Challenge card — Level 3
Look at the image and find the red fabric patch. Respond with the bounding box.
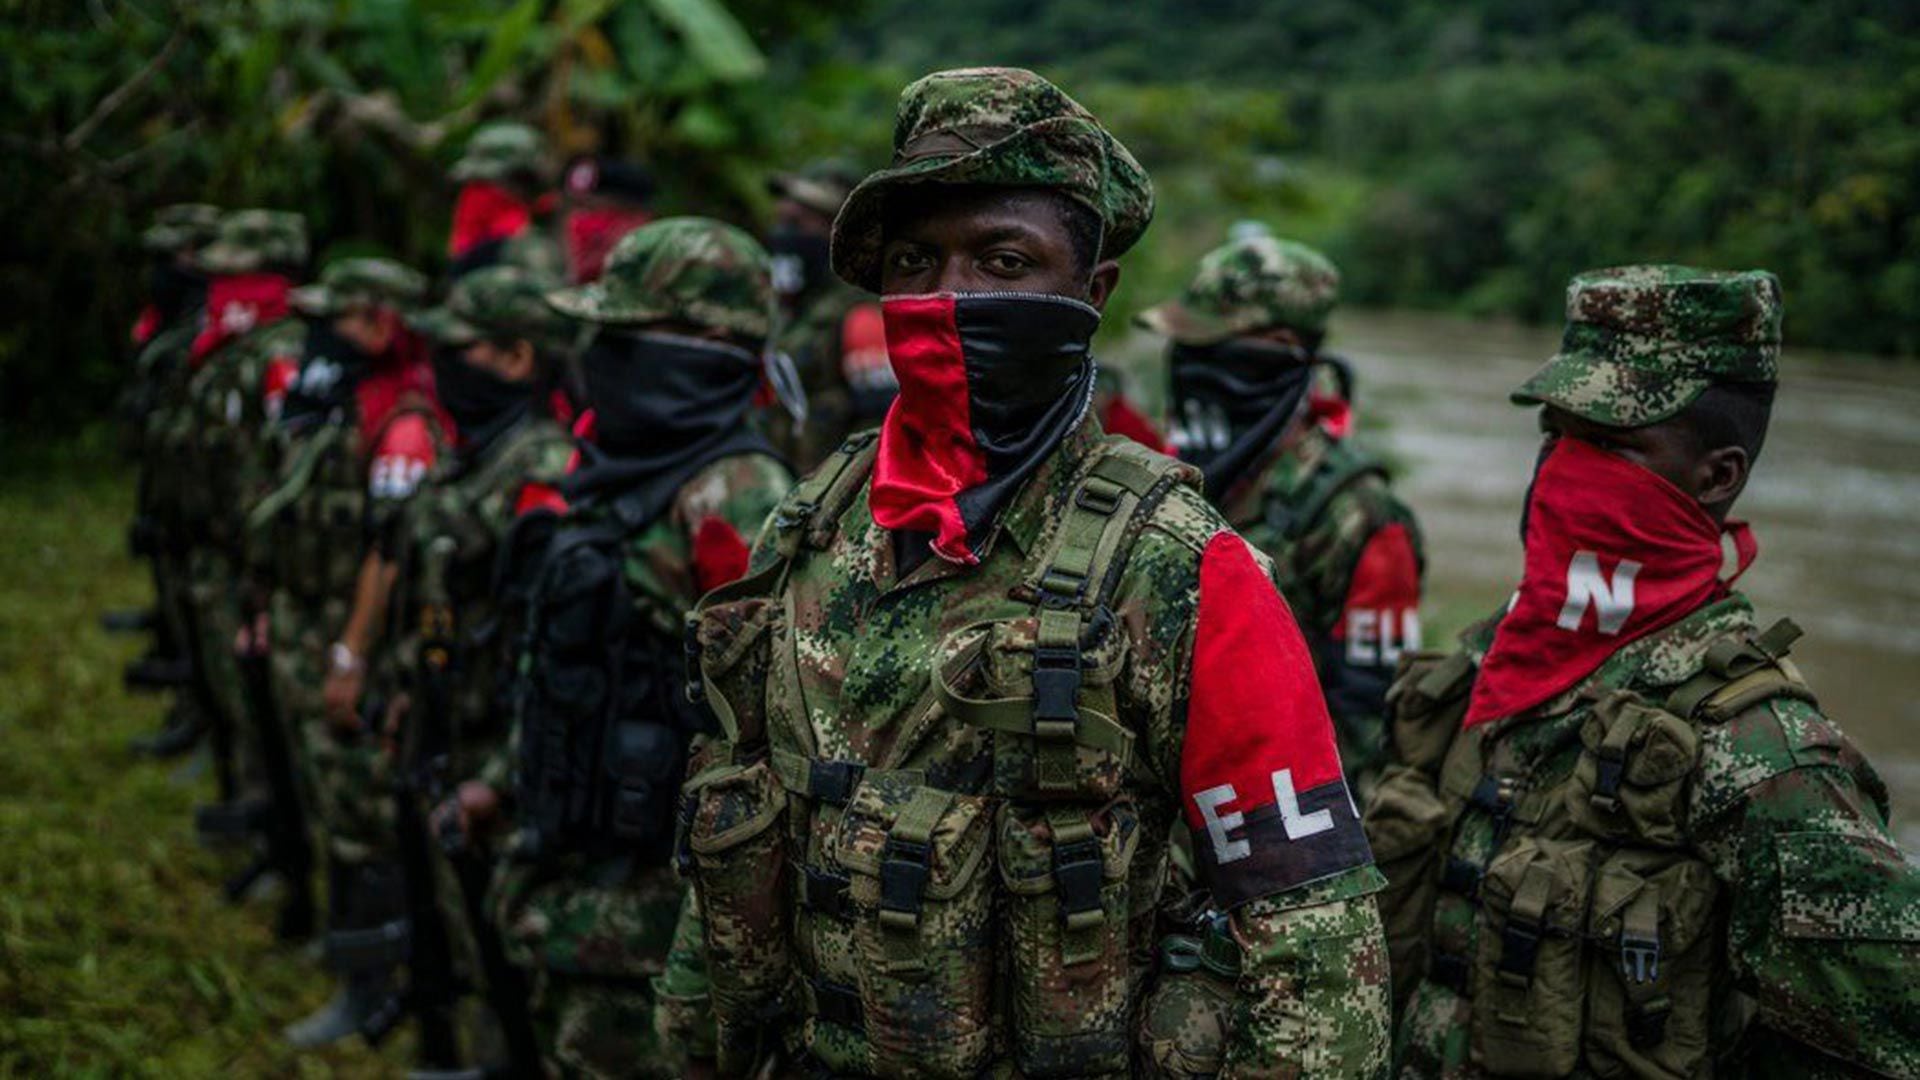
[262,354,299,419]
[561,408,596,474]
[1465,438,1757,726]
[868,294,986,564]
[1180,531,1343,831]
[1100,392,1171,454]
[564,207,652,283]
[131,304,161,346]
[838,302,891,385]
[692,516,753,594]
[515,481,568,518]
[1332,522,1421,640]
[190,273,292,364]
[449,182,532,258]
[548,386,576,427]
[1309,391,1352,440]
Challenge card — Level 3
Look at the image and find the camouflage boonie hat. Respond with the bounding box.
[291,257,429,317]
[142,203,223,254]
[1512,265,1783,427]
[197,209,309,275]
[546,217,774,341]
[411,265,571,351]
[1136,235,1341,344]
[450,121,548,185]
[769,158,863,219]
[831,67,1155,292]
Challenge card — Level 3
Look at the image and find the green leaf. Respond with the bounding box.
[645,0,766,83]
[459,0,545,107]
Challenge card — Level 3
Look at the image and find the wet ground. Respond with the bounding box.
[1322,310,1920,852]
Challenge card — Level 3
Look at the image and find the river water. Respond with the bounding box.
[1293,309,1920,851]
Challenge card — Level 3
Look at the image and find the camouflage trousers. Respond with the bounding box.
[186,547,263,797]
[493,857,687,1077]
[270,589,396,866]
[652,889,716,1066]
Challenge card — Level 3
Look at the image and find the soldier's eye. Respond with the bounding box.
[982,250,1032,275]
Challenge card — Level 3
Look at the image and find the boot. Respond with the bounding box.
[285,861,411,1048]
[128,699,207,758]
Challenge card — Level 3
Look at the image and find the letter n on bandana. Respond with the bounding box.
[1180,532,1373,907]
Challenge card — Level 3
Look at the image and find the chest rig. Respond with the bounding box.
[1369,618,1815,1077]
[184,329,285,548]
[684,432,1194,1079]
[1255,436,1387,633]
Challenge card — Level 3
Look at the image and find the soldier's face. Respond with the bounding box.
[1538,406,1744,514]
[878,186,1119,307]
[333,307,398,357]
[462,337,536,383]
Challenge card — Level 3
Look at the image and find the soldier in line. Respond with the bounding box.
[678,67,1388,1078]
[446,120,565,283]
[175,210,309,848]
[1365,266,1920,1076]
[434,219,793,1076]
[765,158,891,471]
[124,203,224,757]
[1138,236,1425,797]
[259,256,446,1046]
[559,153,657,284]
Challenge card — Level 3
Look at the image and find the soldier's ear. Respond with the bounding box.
[1694,445,1749,517]
[1085,259,1121,312]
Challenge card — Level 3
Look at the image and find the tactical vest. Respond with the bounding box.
[1258,437,1393,632]
[1368,619,1817,1077]
[684,433,1192,1079]
[248,395,443,604]
[182,322,298,549]
[511,490,712,865]
[387,418,572,779]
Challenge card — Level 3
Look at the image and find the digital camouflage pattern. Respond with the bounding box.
[289,256,429,318]
[1374,596,1920,1077]
[1218,425,1424,792]
[770,158,862,219]
[197,208,309,275]
[1136,235,1343,344]
[684,419,1387,1076]
[449,120,549,185]
[491,449,791,1077]
[546,217,776,340]
[410,265,575,352]
[831,67,1155,292]
[1511,265,1782,428]
[143,202,223,254]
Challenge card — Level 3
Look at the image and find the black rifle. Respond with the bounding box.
[232,617,316,940]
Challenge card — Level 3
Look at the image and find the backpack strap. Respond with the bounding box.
[245,421,346,533]
[771,430,880,561]
[1263,439,1388,542]
[1664,618,1819,723]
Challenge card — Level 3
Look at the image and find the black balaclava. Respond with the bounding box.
[766,224,833,310]
[1167,338,1317,501]
[432,345,540,458]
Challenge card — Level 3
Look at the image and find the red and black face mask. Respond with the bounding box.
[189,273,293,365]
[871,292,1100,565]
[1466,437,1757,726]
[448,181,531,263]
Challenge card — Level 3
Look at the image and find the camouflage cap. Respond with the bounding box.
[449,121,549,185]
[142,203,223,254]
[411,265,571,351]
[290,256,429,317]
[1512,265,1783,428]
[831,67,1155,292]
[196,209,310,275]
[769,157,863,219]
[545,216,774,341]
[1136,235,1341,344]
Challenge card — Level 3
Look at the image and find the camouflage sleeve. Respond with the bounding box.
[678,452,794,589]
[1691,696,1920,1076]
[1121,488,1389,1076]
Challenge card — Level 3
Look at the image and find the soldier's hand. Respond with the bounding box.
[322,667,365,732]
[434,780,501,848]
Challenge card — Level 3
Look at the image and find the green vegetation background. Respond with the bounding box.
[6,0,1919,439]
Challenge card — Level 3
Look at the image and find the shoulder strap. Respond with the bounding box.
[1664,618,1819,723]
[245,422,346,533]
[1264,439,1388,542]
[771,430,879,561]
[461,418,569,501]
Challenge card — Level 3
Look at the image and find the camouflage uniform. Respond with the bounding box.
[1366,266,1920,1077]
[448,121,564,283]
[488,219,793,1078]
[176,210,309,819]
[681,68,1388,1079]
[767,160,892,470]
[1139,237,1426,795]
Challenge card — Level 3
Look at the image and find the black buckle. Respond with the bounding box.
[801,866,852,919]
[878,837,931,929]
[1628,995,1672,1050]
[1439,856,1483,898]
[1590,750,1626,814]
[682,621,706,704]
[1430,951,1470,993]
[1498,918,1543,982]
[1052,837,1105,923]
[812,979,864,1030]
[1031,646,1082,731]
[672,792,698,875]
[1467,775,1513,818]
[1620,931,1661,984]
[773,500,817,531]
[808,760,864,806]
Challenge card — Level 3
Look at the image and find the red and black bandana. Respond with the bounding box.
[189,273,293,365]
[870,291,1099,565]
